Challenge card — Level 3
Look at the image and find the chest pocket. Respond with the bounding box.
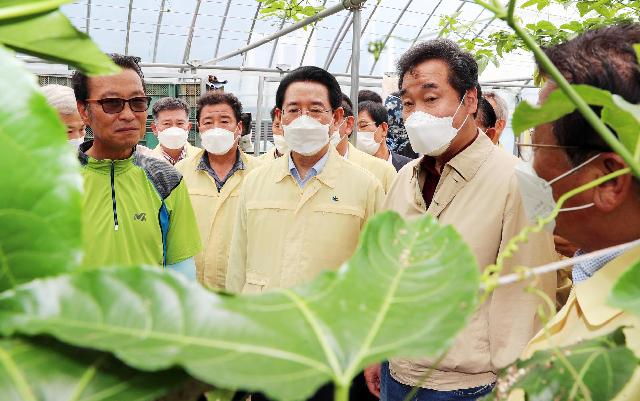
[305,204,364,264]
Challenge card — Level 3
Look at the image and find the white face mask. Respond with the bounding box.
[157,127,188,150]
[283,115,330,156]
[329,119,347,148]
[273,134,289,155]
[68,136,84,148]
[200,127,237,155]
[515,153,601,232]
[404,94,469,156]
[356,130,381,155]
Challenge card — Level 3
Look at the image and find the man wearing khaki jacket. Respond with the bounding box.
[176,91,261,289]
[365,40,557,401]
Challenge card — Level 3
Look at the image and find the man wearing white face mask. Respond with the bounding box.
[364,40,557,401]
[41,84,87,148]
[149,97,198,165]
[329,94,398,193]
[259,106,287,161]
[356,100,411,171]
[175,91,260,290]
[506,24,640,401]
[227,66,383,293]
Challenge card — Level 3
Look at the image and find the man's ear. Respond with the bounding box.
[236,121,244,138]
[380,122,389,138]
[465,87,479,115]
[150,122,159,135]
[345,115,355,136]
[187,121,193,132]
[330,107,345,132]
[592,153,634,213]
[77,101,90,126]
[485,127,499,144]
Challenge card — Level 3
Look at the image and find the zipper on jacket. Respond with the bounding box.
[110,161,119,231]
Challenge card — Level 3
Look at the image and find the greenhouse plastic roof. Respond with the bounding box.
[60,0,581,81]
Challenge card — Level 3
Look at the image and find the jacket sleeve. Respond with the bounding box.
[165,179,203,265]
[489,175,558,369]
[226,181,249,293]
[364,178,385,226]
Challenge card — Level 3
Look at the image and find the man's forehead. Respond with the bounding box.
[284,81,330,104]
[201,105,233,115]
[402,61,449,89]
[88,69,144,97]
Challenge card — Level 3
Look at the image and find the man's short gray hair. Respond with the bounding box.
[152,97,190,121]
[41,84,79,115]
[483,91,509,122]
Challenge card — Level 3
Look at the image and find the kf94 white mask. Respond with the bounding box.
[200,127,237,155]
[283,115,330,156]
[356,131,381,155]
[68,136,85,148]
[158,127,188,150]
[514,153,601,232]
[329,119,348,148]
[404,94,469,156]
[273,134,289,155]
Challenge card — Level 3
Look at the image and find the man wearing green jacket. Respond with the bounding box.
[73,54,201,278]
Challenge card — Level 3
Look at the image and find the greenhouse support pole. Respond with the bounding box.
[203,0,368,67]
[349,5,361,145]
[254,76,265,156]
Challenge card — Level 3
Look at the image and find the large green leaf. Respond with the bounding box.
[608,259,640,317]
[511,84,640,154]
[0,212,480,401]
[0,336,188,401]
[0,8,119,75]
[485,328,638,401]
[0,45,82,291]
[0,0,70,21]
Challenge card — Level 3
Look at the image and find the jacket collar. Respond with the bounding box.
[445,130,493,182]
[575,246,640,326]
[275,146,339,188]
[78,140,136,175]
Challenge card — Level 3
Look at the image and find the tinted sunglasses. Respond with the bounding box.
[85,96,151,114]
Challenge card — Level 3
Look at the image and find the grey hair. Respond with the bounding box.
[41,84,79,115]
[483,91,509,121]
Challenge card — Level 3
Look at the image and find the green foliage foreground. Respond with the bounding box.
[0,1,639,400]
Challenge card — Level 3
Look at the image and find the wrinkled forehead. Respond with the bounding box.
[400,60,451,96]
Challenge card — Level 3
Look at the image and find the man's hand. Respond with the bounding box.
[364,363,382,398]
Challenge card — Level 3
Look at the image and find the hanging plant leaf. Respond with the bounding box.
[0,336,189,401]
[484,328,638,401]
[0,211,480,401]
[0,44,83,292]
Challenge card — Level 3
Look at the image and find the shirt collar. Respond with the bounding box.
[288,148,329,175]
[276,147,338,188]
[162,145,188,165]
[575,247,640,326]
[572,248,624,283]
[197,148,244,174]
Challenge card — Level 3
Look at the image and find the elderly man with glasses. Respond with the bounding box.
[72,53,201,279]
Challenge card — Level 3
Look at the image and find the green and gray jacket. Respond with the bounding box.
[78,141,201,270]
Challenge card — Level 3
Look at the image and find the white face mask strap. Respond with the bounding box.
[560,203,595,212]
[549,153,602,185]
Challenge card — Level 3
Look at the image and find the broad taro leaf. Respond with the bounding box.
[511,84,639,154]
[0,212,480,401]
[0,45,82,291]
[485,328,637,401]
[608,259,640,317]
[0,6,119,75]
[0,336,188,401]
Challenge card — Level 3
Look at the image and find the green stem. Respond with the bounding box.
[334,383,350,401]
[506,0,516,21]
[507,19,640,177]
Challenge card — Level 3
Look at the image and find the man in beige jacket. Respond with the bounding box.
[365,39,557,401]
